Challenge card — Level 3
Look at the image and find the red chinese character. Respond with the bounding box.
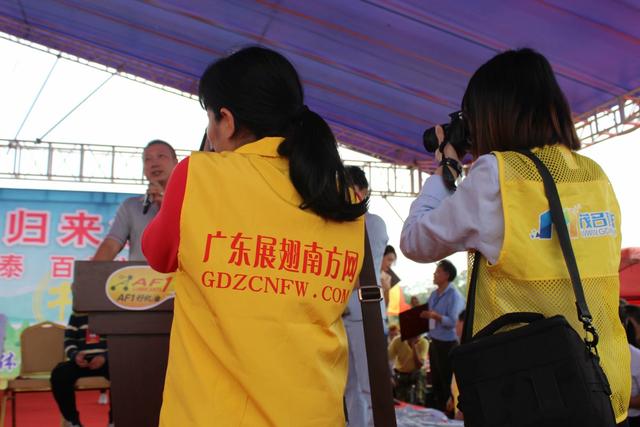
[228,232,252,266]
[0,254,24,279]
[341,250,360,282]
[278,239,301,272]
[50,256,75,279]
[254,235,277,268]
[324,246,343,279]
[302,242,323,276]
[202,231,227,262]
[57,210,103,248]
[3,209,50,246]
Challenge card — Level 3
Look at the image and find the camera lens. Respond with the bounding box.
[422,128,439,153]
[423,123,449,153]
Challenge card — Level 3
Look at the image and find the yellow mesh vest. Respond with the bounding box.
[159,137,364,427]
[469,145,629,422]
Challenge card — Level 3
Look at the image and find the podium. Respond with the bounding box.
[73,261,174,427]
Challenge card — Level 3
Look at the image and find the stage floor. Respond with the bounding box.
[1,389,109,427]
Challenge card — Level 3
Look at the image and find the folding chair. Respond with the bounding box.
[0,321,110,427]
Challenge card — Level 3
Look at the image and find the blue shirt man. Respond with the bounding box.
[420,259,464,412]
[425,281,464,341]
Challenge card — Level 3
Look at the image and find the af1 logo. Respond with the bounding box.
[531,204,616,240]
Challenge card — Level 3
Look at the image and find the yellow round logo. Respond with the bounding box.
[105,266,175,310]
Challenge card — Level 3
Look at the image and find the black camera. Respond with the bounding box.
[422,111,471,157]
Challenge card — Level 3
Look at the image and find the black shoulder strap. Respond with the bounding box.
[461,251,481,343]
[358,226,397,427]
[517,150,598,347]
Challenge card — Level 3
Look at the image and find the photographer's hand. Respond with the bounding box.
[434,125,461,179]
[435,125,460,166]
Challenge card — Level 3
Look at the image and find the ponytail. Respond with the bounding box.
[199,46,366,222]
[279,107,367,222]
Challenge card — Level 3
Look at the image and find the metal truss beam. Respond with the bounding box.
[0,139,424,197]
[575,87,640,148]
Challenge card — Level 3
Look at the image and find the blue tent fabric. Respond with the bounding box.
[0,0,638,168]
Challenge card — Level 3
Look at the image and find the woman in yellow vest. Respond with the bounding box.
[400,48,630,425]
[142,47,366,426]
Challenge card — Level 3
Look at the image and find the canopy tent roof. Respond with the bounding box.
[1,1,639,168]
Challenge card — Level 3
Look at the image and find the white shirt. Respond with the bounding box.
[630,344,640,417]
[400,154,503,264]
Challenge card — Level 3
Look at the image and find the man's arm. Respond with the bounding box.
[65,313,89,367]
[410,338,424,368]
[94,198,133,260]
[93,237,124,261]
[438,291,463,329]
[388,337,398,364]
[422,291,462,328]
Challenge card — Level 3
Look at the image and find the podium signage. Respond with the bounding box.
[106,265,175,310]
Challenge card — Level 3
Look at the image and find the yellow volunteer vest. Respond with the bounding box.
[469,145,629,422]
[160,137,365,427]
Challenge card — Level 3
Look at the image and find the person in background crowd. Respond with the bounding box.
[419,259,464,412]
[380,245,397,306]
[447,309,466,421]
[623,304,640,427]
[388,333,428,404]
[388,323,400,344]
[400,48,629,425]
[93,139,178,261]
[410,296,421,308]
[343,165,389,427]
[50,312,111,427]
[142,46,367,426]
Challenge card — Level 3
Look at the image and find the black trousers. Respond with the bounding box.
[50,360,110,424]
[428,338,458,412]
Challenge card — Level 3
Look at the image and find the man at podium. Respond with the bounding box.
[93,140,178,261]
[58,140,178,426]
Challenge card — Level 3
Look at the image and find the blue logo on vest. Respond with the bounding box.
[531,205,616,240]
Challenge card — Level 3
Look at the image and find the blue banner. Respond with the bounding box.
[0,188,136,379]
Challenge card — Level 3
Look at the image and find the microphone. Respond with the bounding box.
[142,193,152,214]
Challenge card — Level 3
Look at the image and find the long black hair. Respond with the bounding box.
[198,46,366,222]
[462,48,580,158]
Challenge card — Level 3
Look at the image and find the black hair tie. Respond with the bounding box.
[439,157,462,191]
[439,157,462,176]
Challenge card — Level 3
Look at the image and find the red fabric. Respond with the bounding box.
[621,263,640,300]
[620,247,640,271]
[0,390,110,427]
[142,157,189,273]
